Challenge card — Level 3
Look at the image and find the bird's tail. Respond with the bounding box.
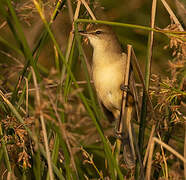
[122,135,136,169]
[113,99,136,168]
[122,105,136,169]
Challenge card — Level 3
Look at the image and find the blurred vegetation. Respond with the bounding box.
[0,0,185,179]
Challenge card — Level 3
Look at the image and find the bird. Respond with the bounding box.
[79,24,136,168]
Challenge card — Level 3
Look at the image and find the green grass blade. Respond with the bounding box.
[0,35,23,55]
[0,123,11,172]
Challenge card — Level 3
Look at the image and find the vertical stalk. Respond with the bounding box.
[138,0,157,157]
[114,45,132,167]
[136,0,157,179]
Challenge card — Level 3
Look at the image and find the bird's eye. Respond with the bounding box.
[95,30,102,35]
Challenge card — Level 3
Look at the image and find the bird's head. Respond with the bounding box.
[79,24,121,52]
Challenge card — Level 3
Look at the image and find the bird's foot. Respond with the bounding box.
[120,83,134,100]
[114,130,123,140]
[120,84,130,92]
[114,129,128,142]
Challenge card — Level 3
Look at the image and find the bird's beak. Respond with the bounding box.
[78,30,89,36]
[78,30,90,44]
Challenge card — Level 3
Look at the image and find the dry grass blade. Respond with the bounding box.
[157,133,168,179]
[114,45,133,167]
[153,137,186,163]
[117,45,132,133]
[4,80,92,98]
[161,0,184,31]
[24,77,29,116]
[60,0,81,84]
[0,21,7,29]
[65,0,81,59]
[115,45,137,169]
[80,0,96,20]
[125,45,136,161]
[146,137,155,180]
[31,67,54,180]
[146,134,186,179]
[143,125,155,167]
[146,0,156,88]
[73,1,92,76]
[0,50,23,65]
[48,92,78,177]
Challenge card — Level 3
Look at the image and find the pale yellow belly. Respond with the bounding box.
[93,62,124,111]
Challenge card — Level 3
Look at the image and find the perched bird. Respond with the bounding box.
[79,24,136,168]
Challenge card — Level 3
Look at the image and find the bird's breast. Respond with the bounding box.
[93,60,125,111]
